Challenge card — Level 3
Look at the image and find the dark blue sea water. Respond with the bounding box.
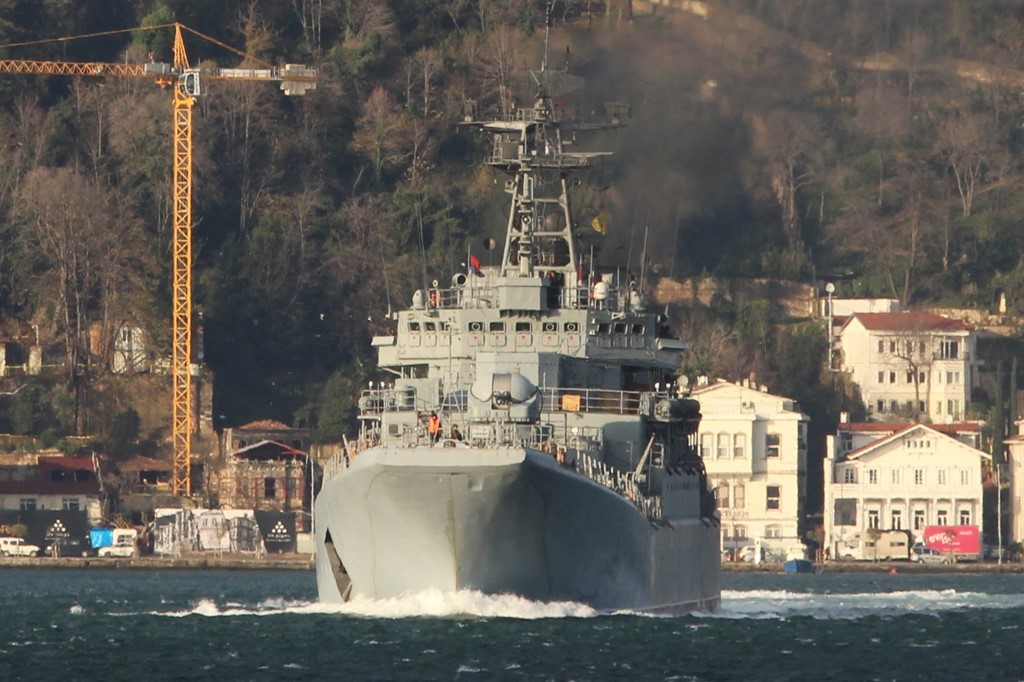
[2,567,1022,681]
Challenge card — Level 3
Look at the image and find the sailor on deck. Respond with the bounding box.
[427,411,442,443]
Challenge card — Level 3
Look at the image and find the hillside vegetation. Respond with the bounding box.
[0,0,1021,460]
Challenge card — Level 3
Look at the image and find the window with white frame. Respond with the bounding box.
[717,433,729,458]
[938,469,947,485]
[868,469,878,484]
[959,509,971,525]
[734,525,747,540]
[19,498,36,511]
[716,482,730,508]
[867,509,880,529]
[891,468,902,484]
[61,498,79,511]
[766,434,780,458]
[840,432,853,452]
[842,467,856,484]
[914,469,924,485]
[700,433,711,459]
[891,509,903,529]
[733,484,745,509]
[913,509,925,530]
[937,509,948,526]
[765,524,783,538]
[733,433,746,458]
[766,485,780,510]
[940,338,959,359]
[960,469,971,485]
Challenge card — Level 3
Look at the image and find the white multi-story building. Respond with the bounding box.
[823,422,989,556]
[1004,428,1024,547]
[691,379,809,559]
[836,311,980,423]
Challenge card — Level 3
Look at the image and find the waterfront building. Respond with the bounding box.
[836,311,980,423]
[823,422,989,556]
[1004,429,1024,547]
[0,451,103,524]
[691,379,809,559]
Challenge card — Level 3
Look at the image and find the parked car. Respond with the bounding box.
[0,536,41,557]
[94,528,138,558]
[43,537,93,558]
[911,544,952,564]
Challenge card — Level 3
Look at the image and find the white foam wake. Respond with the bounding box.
[139,590,598,620]
[708,588,1024,620]
[124,588,1024,621]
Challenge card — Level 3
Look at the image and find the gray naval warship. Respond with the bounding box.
[314,64,721,613]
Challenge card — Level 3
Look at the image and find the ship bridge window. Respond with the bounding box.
[564,322,579,332]
[631,324,645,335]
[542,322,557,333]
[515,321,532,332]
[489,321,506,332]
[408,322,421,332]
[613,323,627,334]
[424,321,436,332]
[597,323,610,334]
[468,321,484,332]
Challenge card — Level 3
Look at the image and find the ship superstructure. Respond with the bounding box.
[314,64,721,612]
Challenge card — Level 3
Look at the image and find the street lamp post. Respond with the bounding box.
[825,283,836,371]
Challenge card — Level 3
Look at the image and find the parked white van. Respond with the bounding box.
[0,537,41,557]
[97,528,137,558]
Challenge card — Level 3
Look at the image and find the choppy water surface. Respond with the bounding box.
[2,568,1022,681]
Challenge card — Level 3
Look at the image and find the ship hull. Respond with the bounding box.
[314,446,720,613]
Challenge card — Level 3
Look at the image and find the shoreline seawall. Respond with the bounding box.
[0,553,314,570]
[3,554,1022,574]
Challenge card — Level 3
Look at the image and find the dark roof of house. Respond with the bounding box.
[0,455,102,495]
[238,419,292,431]
[116,455,173,473]
[231,439,308,462]
[843,423,988,461]
[850,311,969,332]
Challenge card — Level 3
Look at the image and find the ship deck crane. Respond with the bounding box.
[0,23,317,496]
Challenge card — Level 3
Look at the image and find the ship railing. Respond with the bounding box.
[574,450,661,520]
[431,285,500,310]
[540,387,663,416]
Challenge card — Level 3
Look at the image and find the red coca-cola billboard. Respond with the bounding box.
[923,525,980,555]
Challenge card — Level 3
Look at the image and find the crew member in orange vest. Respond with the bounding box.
[427,411,441,443]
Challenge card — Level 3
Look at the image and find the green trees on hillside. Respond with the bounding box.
[0,1,1022,447]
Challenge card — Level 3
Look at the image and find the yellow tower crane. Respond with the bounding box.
[0,23,317,496]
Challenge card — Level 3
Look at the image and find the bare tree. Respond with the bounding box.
[754,110,826,264]
[849,80,906,207]
[475,24,523,116]
[937,108,997,218]
[352,86,412,180]
[898,28,930,119]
